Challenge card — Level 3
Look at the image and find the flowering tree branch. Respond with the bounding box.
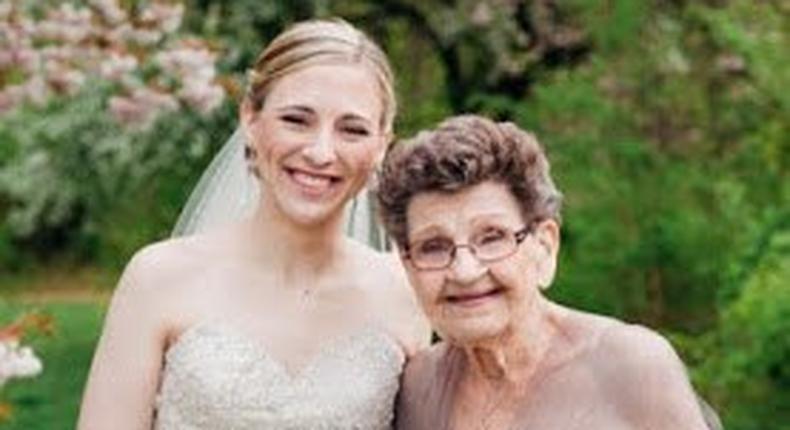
[0,0,226,129]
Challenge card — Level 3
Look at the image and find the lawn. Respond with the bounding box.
[0,299,105,430]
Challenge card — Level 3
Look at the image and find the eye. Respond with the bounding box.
[474,226,508,246]
[415,237,453,255]
[338,118,372,138]
[342,126,370,136]
[280,114,308,126]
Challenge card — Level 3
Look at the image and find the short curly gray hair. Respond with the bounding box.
[376,114,563,247]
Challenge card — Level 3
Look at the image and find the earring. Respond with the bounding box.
[244,145,261,178]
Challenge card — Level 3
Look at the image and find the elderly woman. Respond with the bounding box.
[377,115,717,430]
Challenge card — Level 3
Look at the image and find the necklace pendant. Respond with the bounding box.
[298,287,317,309]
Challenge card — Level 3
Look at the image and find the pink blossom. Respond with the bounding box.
[48,69,86,95]
[156,46,216,80]
[40,45,75,63]
[716,53,746,75]
[99,52,138,81]
[140,3,184,34]
[24,77,49,106]
[0,47,40,72]
[110,87,178,129]
[0,51,11,68]
[90,0,126,25]
[37,4,92,43]
[0,86,25,113]
[1,1,225,126]
[109,95,150,126]
[104,22,132,46]
[133,87,179,111]
[128,28,163,46]
[179,79,225,115]
[471,3,493,26]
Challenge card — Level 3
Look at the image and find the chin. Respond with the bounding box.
[436,314,509,346]
[276,199,343,226]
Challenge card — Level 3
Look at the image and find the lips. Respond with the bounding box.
[444,287,505,307]
[285,167,342,195]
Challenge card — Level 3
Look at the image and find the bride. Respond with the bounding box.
[78,18,428,429]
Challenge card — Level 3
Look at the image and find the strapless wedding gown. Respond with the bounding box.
[153,323,405,429]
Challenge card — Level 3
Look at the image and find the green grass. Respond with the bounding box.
[0,300,105,430]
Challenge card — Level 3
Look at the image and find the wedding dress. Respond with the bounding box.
[154,323,404,429]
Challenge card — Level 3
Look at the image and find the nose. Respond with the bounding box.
[302,126,337,167]
[448,247,487,285]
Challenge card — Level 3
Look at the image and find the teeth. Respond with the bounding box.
[291,170,332,189]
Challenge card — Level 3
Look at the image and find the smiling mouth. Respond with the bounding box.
[444,287,505,307]
[285,167,342,193]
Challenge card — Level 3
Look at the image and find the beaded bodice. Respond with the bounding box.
[153,323,405,430]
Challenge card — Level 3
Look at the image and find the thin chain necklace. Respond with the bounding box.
[297,286,319,310]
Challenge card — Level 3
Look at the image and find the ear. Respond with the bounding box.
[239,98,259,143]
[240,98,255,123]
[534,219,560,290]
[374,131,393,165]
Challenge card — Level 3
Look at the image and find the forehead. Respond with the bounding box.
[406,182,523,236]
[263,62,383,123]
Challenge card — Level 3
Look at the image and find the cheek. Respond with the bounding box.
[408,271,445,312]
[256,129,287,160]
[342,143,380,173]
[246,125,275,164]
[489,257,538,297]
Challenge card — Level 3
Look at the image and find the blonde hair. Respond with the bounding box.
[246,18,397,135]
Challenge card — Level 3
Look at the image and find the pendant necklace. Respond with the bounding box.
[297,286,318,310]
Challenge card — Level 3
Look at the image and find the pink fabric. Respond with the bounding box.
[395,342,722,430]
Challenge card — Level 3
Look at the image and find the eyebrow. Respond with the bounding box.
[339,113,373,125]
[274,105,313,114]
[469,212,514,224]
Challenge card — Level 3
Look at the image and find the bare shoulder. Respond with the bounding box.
[121,226,241,291]
[107,231,234,330]
[586,321,686,387]
[591,322,708,428]
[346,242,431,356]
[117,235,210,295]
[594,322,690,382]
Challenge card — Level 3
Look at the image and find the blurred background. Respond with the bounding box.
[0,0,787,428]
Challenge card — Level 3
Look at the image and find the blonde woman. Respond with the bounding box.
[79,19,428,430]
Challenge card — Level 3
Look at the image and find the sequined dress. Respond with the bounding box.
[153,323,405,429]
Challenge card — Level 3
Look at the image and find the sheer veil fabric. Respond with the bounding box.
[171,128,387,250]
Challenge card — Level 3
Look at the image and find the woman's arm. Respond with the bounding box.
[77,246,172,430]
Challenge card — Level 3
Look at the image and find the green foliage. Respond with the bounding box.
[687,221,790,430]
[0,301,104,430]
[0,85,236,269]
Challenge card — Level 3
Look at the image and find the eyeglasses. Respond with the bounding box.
[404,224,534,271]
